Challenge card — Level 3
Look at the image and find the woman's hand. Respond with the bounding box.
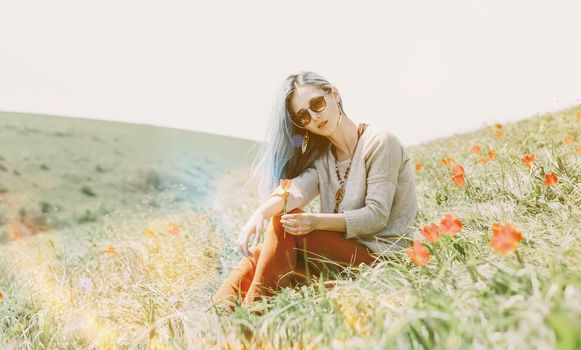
[236,209,269,257]
[280,212,318,236]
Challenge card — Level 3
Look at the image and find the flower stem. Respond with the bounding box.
[283,194,288,239]
[515,250,524,267]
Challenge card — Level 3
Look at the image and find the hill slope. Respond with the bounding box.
[1,106,580,349]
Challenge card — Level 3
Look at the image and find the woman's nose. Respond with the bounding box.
[308,109,320,120]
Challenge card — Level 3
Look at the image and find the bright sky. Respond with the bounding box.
[1,0,580,146]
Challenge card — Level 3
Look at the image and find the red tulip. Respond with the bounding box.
[415,163,423,171]
[420,223,441,243]
[452,174,465,187]
[522,154,535,169]
[471,145,481,154]
[280,179,292,191]
[405,239,431,266]
[277,179,293,238]
[543,173,558,186]
[490,222,523,255]
[439,213,463,236]
[450,164,465,186]
[441,157,454,166]
[451,164,464,176]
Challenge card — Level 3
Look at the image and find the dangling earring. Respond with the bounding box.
[301,130,309,154]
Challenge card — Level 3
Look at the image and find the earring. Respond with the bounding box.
[301,131,309,154]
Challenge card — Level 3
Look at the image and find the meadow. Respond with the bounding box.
[0,106,580,349]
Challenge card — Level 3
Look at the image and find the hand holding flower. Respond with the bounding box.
[280,212,318,236]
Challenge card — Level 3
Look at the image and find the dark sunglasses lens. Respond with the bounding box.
[298,112,310,126]
[291,112,309,126]
[311,96,326,112]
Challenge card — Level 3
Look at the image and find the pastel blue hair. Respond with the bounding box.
[246,70,344,205]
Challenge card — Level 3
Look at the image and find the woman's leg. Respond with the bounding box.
[242,209,302,306]
[293,226,380,283]
[211,244,263,311]
[242,208,380,306]
[290,255,323,287]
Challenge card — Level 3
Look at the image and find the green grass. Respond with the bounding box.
[1,106,580,349]
[0,111,256,243]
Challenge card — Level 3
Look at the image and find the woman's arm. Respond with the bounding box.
[256,194,285,219]
[258,166,320,219]
[312,213,347,232]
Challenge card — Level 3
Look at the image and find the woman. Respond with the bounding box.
[211,71,418,313]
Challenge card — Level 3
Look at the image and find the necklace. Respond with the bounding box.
[331,123,368,213]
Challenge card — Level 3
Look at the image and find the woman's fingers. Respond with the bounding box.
[281,214,314,236]
[253,230,260,247]
[260,218,269,241]
[284,225,305,235]
[281,220,297,228]
[244,235,252,256]
[282,221,302,230]
[236,230,251,257]
[254,219,265,246]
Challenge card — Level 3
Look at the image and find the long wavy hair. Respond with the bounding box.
[246,70,345,205]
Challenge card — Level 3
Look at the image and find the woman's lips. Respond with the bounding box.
[318,120,328,129]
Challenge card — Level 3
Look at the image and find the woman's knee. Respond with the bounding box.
[272,208,305,234]
[238,244,262,270]
[249,244,262,258]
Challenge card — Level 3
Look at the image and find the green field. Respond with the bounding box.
[0,112,257,243]
[1,107,580,349]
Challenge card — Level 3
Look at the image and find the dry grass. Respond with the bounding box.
[1,106,580,349]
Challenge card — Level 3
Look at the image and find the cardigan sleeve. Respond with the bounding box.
[269,166,320,211]
[343,132,404,239]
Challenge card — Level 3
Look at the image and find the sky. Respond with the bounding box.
[1,0,580,147]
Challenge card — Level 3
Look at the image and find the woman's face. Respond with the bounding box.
[287,85,342,135]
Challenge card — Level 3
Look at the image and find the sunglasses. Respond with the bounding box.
[288,92,328,127]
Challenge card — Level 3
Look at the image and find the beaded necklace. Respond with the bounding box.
[331,123,368,213]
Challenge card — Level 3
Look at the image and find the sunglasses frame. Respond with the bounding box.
[286,87,332,129]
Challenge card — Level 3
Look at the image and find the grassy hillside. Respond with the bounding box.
[0,111,258,243]
[0,106,580,349]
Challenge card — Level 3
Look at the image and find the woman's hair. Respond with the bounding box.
[246,70,345,205]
